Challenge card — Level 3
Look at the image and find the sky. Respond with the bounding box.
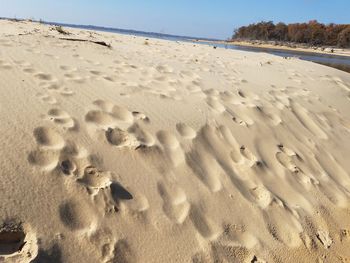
[0,0,349,39]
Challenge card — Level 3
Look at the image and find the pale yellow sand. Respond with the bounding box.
[1,19,350,263]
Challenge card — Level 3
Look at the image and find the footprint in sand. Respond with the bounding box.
[33,126,65,150]
[89,228,116,261]
[190,205,222,241]
[127,123,154,147]
[63,71,86,84]
[29,125,88,174]
[86,100,153,149]
[106,239,137,263]
[22,67,36,74]
[157,181,190,224]
[176,123,196,139]
[132,111,150,123]
[105,127,141,148]
[225,108,253,126]
[36,92,58,105]
[156,130,184,166]
[28,148,60,171]
[240,145,257,166]
[59,199,97,233]
[219,125,243,164]
[41,81,75,97]
[275,149,315,186]
[0,221,38,263]
[47,108,77,130]
[275,145,314,184]
[34,72,54,81]
[92,178,134,215]
[0,60,13,70]
[85,100,134,129]
[186,145,223,193]
[263,204,303,248]
[206,96,225,113]
[249,185,274,209]
[290,101,328,139]
[253,105,282,126]
[237,88,258,100]
[77,166,112,195]
[59,65,76,72]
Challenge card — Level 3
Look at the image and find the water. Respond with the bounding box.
[51,21,350,73]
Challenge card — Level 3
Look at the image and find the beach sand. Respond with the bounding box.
[1,19,350,262]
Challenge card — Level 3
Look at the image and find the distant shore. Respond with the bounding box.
[192,39,350,58]
[225,40,350,58]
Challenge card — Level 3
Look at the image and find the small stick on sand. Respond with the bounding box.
[59,37,111,48]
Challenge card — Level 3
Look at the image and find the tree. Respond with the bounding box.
[232,21,350,47]
[337,26,350,47]
[274,22,288,41]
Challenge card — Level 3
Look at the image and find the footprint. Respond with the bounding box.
[127,124,155,147]
[28,149,60,171]
[290,101,328,139]
[47,109,76,130]
[264,205,303,248]
[33,127,65,150]
[59,199,97,233]
[36,92,58,105]
[77,166,112,195]
[34,73,53,81]
[157,182,190,224]
[190,205,222,240]
[23,67,36,74]
[240,146,257,165]
[250,185,273,209]
[107,239,136,263]
[106,128,140,148]
[219,125,242,163]
[186,146,222,193]
[85,101,134,130]
[59,88,75,97]
[132,111,150,123]
[206,97,225,113]
[0,221,38,263]
[276,151,296,171]
[156,130,179,150]
[85,110,116,128]
[93,100,115,112]
[0,62,12,70]
[157,130,184,166]
[176,123,196,139]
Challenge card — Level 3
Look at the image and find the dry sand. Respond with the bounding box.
[0,19,350,263]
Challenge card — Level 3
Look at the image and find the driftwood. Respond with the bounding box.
[59,37,111,48]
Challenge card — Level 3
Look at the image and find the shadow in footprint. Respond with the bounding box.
[110,182,133,202]
[0,221,25,255]
[32,244,63,263]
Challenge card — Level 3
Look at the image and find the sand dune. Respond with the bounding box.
[0,19,350,262]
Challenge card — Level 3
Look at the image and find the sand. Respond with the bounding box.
[0,19,350,263]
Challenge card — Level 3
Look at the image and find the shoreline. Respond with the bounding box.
[193,39,350,58]
[225,40,350,58]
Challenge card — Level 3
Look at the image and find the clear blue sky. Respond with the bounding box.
[0,0,349,39]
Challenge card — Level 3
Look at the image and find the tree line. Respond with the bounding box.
[232,21,350,48]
